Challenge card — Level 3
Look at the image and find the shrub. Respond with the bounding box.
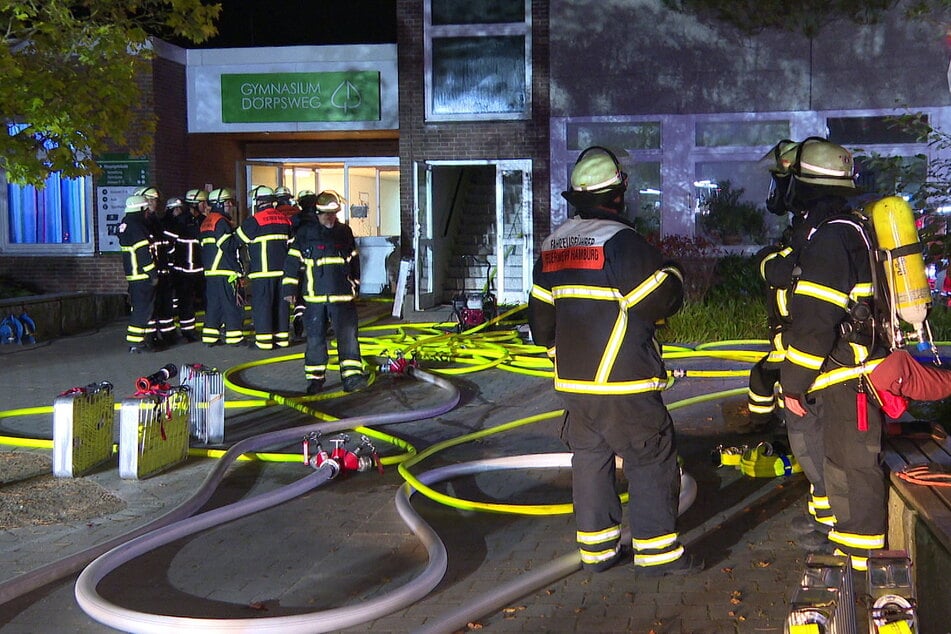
[0,276,42,300]
[647,234,723,303]
[697,180,766,245]
[707,254,765,303]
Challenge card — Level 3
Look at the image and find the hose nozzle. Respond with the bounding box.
[136,364,178,392]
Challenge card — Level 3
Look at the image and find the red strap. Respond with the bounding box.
[856,392,868,432]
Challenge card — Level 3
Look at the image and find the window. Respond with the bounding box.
[696,120,790,147]
[425,0,531,121]
[694,160,785,246]
[828,115,926,145]
[566,122,661,151]
[1,125,92,254]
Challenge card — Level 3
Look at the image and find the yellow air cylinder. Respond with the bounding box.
[868,196,931,336]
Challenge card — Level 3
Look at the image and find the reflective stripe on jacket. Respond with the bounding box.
[528,214,683,396]
[118,213,156,282]
[782,214,884,396]
[199,212,242,277]
[237,207,292,279]
[282,217,360,303]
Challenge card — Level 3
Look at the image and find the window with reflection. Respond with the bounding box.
[425,0,531,121]
[567,122,661,151]
[627,162,662,239]
[829,115,926,145]
[694,161,785,246]
[696,120,790,147]
[3,123,90,252]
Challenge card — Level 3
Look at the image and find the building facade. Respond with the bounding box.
[1,0,949,307]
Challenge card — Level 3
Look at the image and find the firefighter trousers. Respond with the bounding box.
[302,300,362,381]
[172,271,202,334]
[249,277,290,350]
[153,272,175,338]
[203,276,244,345]
[126,278,156,345]
[747,356,781,424]
[786,396,834,526]
[560,391,681,571]
[818,380,886,566]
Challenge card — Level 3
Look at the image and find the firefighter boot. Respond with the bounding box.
[342,374,368,393]
[637,554,704,578]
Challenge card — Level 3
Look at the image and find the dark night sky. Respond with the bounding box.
[183,0,398,48]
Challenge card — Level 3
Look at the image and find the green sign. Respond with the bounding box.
[96,157,150,187]
[220,72,381,123]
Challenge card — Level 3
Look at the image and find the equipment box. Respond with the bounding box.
[52,382,115,477]
[118,390,190,480]
[180,363,225,444]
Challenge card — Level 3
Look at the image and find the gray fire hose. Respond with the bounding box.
[0,367,459,607]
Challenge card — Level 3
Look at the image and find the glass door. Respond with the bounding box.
[495,160,533,304]
[413,161,435,310]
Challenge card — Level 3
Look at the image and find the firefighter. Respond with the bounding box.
[199,187,246,346]
[775,137,887,572]
[289,190,317,339]
[747,140,798,431]
[133,186,174,347]
[282,190,367,394]
[164,195,203,342]
[237,185,293,350]
[117,195,157,353]
[528,146,700,576]
[754,140,838,548]
[274,185,301,221]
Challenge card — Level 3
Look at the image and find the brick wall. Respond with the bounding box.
[0,254,126,294]
[152,57,190,199]
[395,0,551,260]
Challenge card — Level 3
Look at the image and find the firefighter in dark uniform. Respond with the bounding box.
[747,140,799,430]
[237,185,293,350]
[274,185,301,222]
[754,140,838,546]
[775,137,887,572]
[199,187,246,346]
[528,146,699,576]
[185,188,211,312]
[117,195,157,353]
[134,186,174,347]
[282,190,367,394]
[164,195,203,342]
[289,190,317,340]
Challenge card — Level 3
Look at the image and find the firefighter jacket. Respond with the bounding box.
[146,214,172,276]
[781,212,884,398]
[199,212,243,278]
[282,216,360,303]
[117,212,156,282]
[165,211,203,274]
[528,211,684,396]
[237,206,292,279]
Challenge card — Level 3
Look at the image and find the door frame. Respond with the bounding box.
[413,158,534,311]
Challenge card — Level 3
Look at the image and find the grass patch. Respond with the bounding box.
[658,297,769,344]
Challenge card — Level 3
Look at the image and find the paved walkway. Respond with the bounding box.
[0,303,847,633]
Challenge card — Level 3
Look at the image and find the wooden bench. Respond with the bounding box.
[882,426,951,632]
